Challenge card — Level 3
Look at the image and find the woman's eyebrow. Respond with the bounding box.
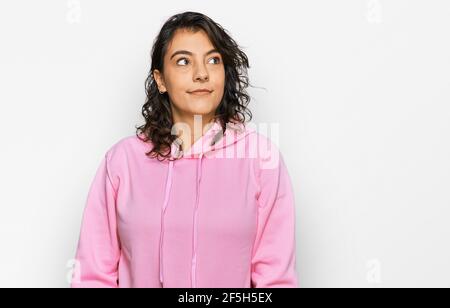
[170,48,219,60]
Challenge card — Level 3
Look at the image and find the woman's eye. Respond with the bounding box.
[209,57,221,64]
[176,57,221,66]
[177,58,189,66]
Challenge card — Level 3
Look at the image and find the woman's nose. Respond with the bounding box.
[193,65,209,81]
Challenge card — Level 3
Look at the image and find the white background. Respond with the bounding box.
[0,0,449,287]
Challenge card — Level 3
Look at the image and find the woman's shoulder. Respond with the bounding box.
[104,133,153,164]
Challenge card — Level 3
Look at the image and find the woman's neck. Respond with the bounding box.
[172,114,216,153]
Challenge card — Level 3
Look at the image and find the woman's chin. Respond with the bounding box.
[186,105,217,116]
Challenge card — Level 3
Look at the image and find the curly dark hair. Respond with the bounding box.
[135,11,254,162]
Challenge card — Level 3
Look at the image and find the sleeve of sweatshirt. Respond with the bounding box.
[250,142,298,288]
[71,151,121,288]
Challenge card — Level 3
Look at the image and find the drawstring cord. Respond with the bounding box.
[191,152,204,288]
[159,159,174,285]
[159,126,223,287]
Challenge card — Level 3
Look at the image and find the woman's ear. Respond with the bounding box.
[153,69,167,93]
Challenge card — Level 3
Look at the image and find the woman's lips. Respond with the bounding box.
[189,90,213,95]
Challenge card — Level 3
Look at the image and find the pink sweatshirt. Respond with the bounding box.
[71,120,298,288]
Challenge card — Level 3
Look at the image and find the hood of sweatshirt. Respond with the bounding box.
[158,119,257,287]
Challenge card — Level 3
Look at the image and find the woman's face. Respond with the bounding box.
[153,28,225,125]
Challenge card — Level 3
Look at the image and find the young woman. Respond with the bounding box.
[71,11,298,288]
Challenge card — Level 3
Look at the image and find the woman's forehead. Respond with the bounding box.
[167,29,215,55]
